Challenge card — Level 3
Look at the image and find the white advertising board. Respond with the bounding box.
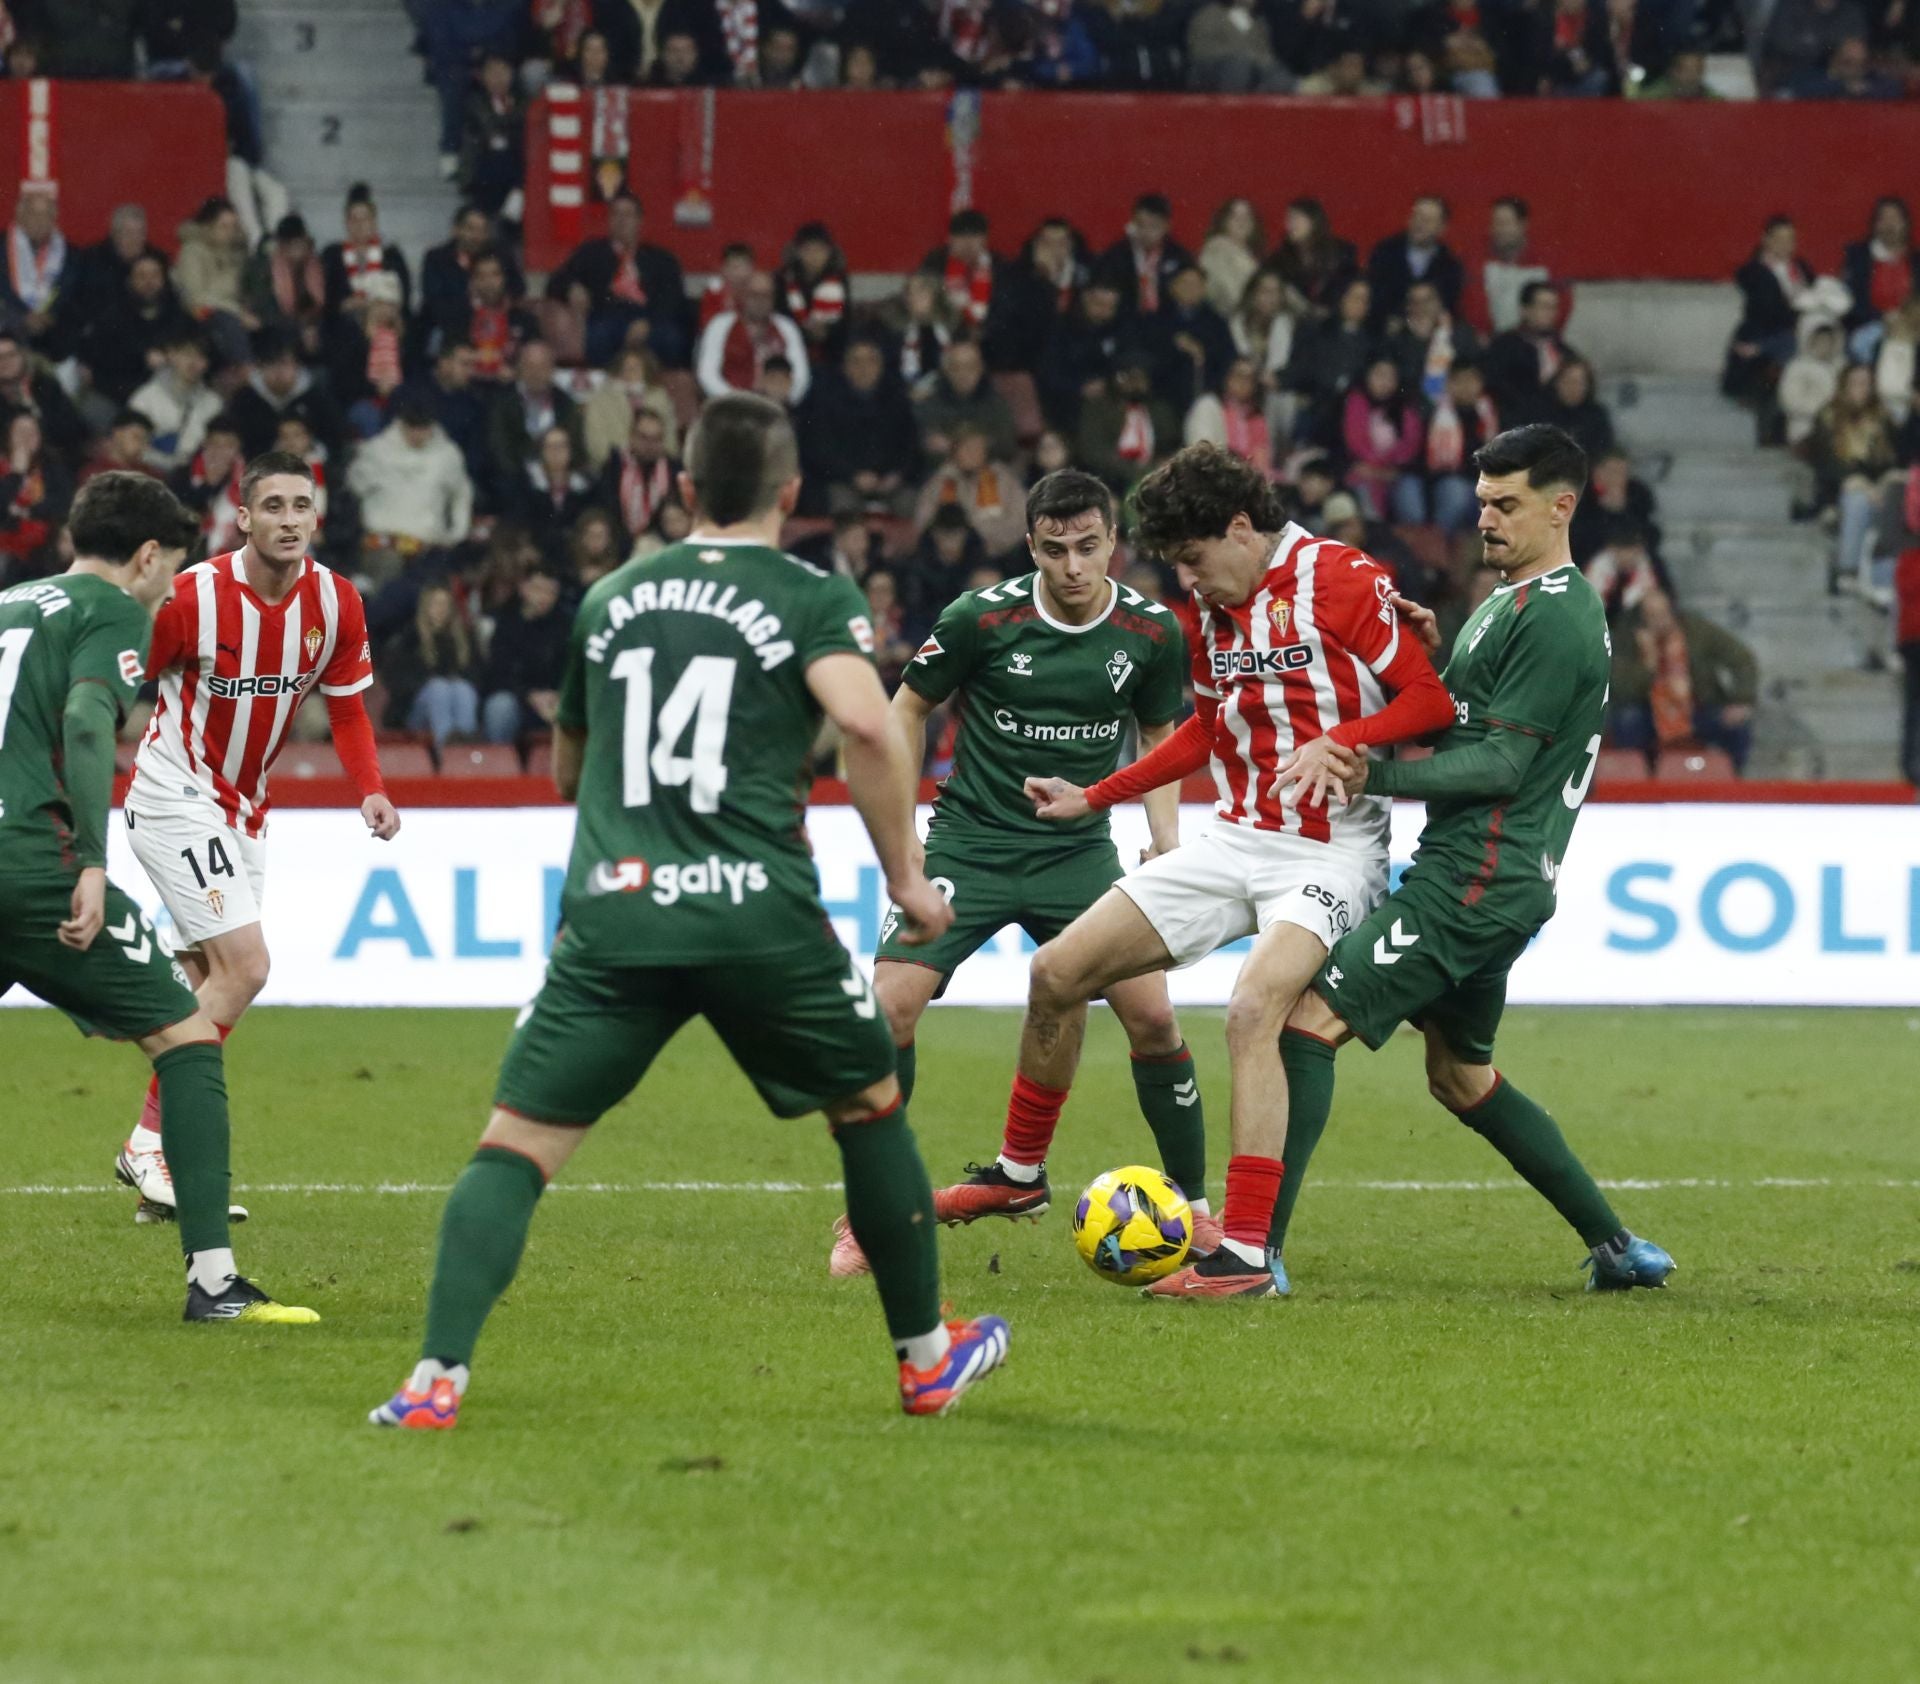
[6,801,1914,1011]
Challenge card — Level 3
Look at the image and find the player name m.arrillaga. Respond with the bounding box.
[584,577,797,670]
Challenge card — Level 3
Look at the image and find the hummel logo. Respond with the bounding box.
[1008,652,1034,676]
[106,912,152,965]
[1371,919,1419,967]
[1327,965,1344,987]
[1172,1078,1198,1109]
[1538,575,1570,594]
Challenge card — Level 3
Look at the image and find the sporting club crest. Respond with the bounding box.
[1268,598,1292,639]
[206,889,224,918]
[304,625,324,662]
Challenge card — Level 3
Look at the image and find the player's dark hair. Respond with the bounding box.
[112,408,154,434]
[1473,424,1589,495]
[1519,280,1558,308]
[949,208,990,238]
[1133,192,1171,220]
[68,471,199,564]
[1131,442,1286,557]
[1026,469,1114,536]
[685,393,798,525]
[239,450,317,508]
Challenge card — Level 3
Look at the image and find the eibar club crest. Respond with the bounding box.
[1106,650,1134,692]
[1268,598,1292,639]
[304,625,324,663]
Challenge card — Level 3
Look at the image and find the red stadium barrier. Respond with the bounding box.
[113,775,1919,811]
[524,89,1920,279]
[0,81,228,251]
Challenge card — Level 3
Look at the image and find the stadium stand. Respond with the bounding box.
[3,0,1918,783]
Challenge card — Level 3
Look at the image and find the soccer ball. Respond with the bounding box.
[1072,1165,1192,1286]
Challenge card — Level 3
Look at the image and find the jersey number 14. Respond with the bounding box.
[610,650,736,813]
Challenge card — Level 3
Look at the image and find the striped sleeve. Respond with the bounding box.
[319,574,375,697]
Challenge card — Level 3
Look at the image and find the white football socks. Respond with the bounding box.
[128,1123,163,1155]
[1219,1237,1266,1269]
[186,1248,237,1294]
[994,1155,1043,1184]
[1189,1197,1211,1217]
[896,1324,952,1371]
[409,1358,471,1397]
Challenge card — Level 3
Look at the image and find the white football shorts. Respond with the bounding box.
[1116,818,1387,967]
[125,803,269,946]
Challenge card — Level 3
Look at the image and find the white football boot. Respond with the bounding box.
[115,1138,250,1224]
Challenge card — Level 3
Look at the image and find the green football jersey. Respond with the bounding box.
[555,536,874,963]
[0,573,151,869]
[1402,561,1611,933]
[904,572,1186,853]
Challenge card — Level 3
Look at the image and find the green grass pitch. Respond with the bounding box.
[3,1004,1918,1684]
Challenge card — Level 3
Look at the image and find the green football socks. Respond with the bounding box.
[421,1146,546,1366]
[1131,1043,1208,1207]
[1453,1077,1623,1248]
[153,1042,233,1258]
[1269,1030,1337,1254]
[835,1104,942,1348]
[895,1040,917,1107]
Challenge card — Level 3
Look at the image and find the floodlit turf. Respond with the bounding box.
[3,1004,1918,1684]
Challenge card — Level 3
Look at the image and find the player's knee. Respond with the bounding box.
[1117,997,1179,1053]
[1225,983,1290,1052]
[1028,942,1080,1013]
[231,947,271,1000]
[872,971,923,1046]
[1427,1058,1492,1115]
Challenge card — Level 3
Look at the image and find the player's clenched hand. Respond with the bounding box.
[1273,735,1360,810]
[362,794,402,841]
[1025,776,1092,822]
[1391,592,1442,654]
[885,874,954,947]
[59,867,107,951]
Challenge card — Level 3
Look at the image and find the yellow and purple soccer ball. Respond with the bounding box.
[1071,1165,1192,1286]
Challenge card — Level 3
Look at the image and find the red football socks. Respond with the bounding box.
[1001,1073,1070,1167]
[1223,1154,1286,1251]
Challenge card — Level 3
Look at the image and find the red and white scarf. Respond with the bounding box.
[618,452,673,535]
[367,322,403,394]
[1131,240,1163,314]
[785,271,846,333]
[6,222,63,312]
[468,301,514,379]
[718,314,786,392]
[1115,402,1155,465]
[610,244,648,306]
[717,0,759,80]
[943,251,993,328]
[270,247,325,320]
[341,241,387,302]
[186,447,245,550]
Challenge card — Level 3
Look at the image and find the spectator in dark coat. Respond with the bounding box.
[1283,275,1377,444]
[595,0,729,83]
[37,0,138,75]
[0,410,74,583]
[1842,197,1920,360]
[74,253,194,406]
[1365,196,1464,330]
[50,205,164,361]
[487,338,583,491]
[899,503,986,625]
[1482,281,1573,421]
[137,0,239,72]
[1787,34,1901,98]
[1501,0,1620,94]
[1148,262,1238,411]
[797,337,922,517]
[920,209,1005,342]
[989,217,1089,374]
[241,213,327,361]
[1037,281,1136,430]
[1077,352,1178,493]
[914,336,1019,467]
[1382,280,1484,401]
[321,183,413,322]
[546,193,690,368]
[420,206,525,326]
[225,335,349,462]
[1535,357,1616,463]
[1610,586,1758,771]
[1760,0,1870,89]
[0,327,88,468]
[1093,194,1194,321]
[512,424,604,561]
[429,249,538,387]
[458,52,526,222]
[481,567,571,743]
[1268,197,1359,317]
[1572,448,1663,565]
[1726,216,1817,400]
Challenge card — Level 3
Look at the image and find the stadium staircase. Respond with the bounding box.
[1572,282,1898,779]
[234,0,456,270]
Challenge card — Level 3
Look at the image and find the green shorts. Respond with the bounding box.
[874,835,1125,995]
[0,865,198,1040]
[1315,874,1535,1065]
[495,925,896,1124]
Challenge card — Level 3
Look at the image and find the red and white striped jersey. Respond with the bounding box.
[1192,523,1404,848]
[130,551,373,837]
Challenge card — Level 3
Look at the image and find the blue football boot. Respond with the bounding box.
[1585,1234,1676,1292]
[1266,1250,1292,1297]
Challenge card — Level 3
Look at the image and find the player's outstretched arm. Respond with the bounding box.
[1058,697,1217,818]
[889,682,940,875]
[57,683,119,950]
[1135,717,1184,859]
[808,653,953,947]
[553,724,585,801]
[324,691,400,839]
[1350,728,1543,802]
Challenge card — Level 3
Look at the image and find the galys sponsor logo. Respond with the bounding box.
[589,854,769,906]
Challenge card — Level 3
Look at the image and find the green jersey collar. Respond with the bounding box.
[1491,560,1577,594]
[1030,573,1119,634]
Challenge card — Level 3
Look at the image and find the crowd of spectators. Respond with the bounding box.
[1725,199,1920,616]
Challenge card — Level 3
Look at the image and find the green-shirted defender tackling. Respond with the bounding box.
[828,472,1217,1278]
[371,395,1008,1428]
[0,472,314,1323]
[1279,424,1675,1291]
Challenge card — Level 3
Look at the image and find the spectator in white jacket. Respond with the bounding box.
[696,271,811,403]
[1873,297,1920,425]
[347,399,474,554]
[1779,319,1843,447]
[129,332,224,470]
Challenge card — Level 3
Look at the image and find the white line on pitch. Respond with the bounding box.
[4,1177,1919,1197]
